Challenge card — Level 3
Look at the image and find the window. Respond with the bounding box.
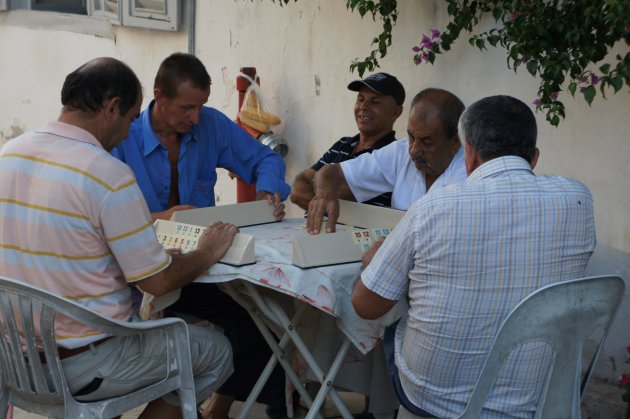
[90,0,179,31]
[31,0,87,14]
[4,0,86,14]
[4,0,179,31]
[90,0,120,23]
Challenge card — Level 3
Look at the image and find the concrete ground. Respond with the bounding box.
[581,376,628,419]
[9,379,629,418]
[10,391,367,419]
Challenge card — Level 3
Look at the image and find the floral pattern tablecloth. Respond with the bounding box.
[194,218,403,354]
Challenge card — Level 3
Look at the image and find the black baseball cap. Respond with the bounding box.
[348,72,406,105]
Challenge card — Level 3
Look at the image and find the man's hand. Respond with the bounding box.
[197,221,239,264]
[136,221,238,296]
[306,194,339,234]
[152,204,195,221]
[256,191,286,221]
[306,164,354,235]
[361,236,386,268]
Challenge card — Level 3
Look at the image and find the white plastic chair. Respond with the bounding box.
[0,275,197,419]
[456,275,625,419]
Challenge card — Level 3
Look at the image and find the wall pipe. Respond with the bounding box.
[187,0,195,54]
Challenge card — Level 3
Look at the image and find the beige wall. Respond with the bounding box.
[2,1,628,251]
[1,1,629,373]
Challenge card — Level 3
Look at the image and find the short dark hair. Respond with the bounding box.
[61,57,141,116]
[458,95,537,162]
[154,52,211,98]
[410,88,465,140]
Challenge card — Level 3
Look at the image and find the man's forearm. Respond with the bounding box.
[352,280,398,320]
[313,164,342,198]
[136,250,217,296]
[313,164,355,201]
[290,170,316,209]
[253,153,290,201]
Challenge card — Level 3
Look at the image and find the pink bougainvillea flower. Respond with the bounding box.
[421,34,433,50]
[550,92,559,101]
[414,56,422,65]
[626,344,630,354]
[590,72,600,85]
[430,28,441,39]
[620,373,630,386]
[412,45,421,52]
[532,98,542,107]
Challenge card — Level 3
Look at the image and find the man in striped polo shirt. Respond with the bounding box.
[290,72,405,210]
[0,57,236,419]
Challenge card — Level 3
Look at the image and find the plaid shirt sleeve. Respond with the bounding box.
[361,203,418,301]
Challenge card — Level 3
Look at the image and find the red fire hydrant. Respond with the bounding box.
[235,67,260,203]
[233,67,288,202]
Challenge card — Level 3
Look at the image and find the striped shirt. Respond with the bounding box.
[311,132,395,207]
[362,156,596,418]
[0,121,171,348]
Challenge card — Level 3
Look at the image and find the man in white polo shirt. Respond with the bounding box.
[306,88,466,235]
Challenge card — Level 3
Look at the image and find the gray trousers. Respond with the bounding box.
[61,324,233,406]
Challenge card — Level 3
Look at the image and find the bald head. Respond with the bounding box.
[61,57,142,116]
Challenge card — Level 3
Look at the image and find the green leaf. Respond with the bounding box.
[358,62,366,76]
[583,85,596,105]
[612,76,623,92]
[492,6,503,21]
[550,114,560,127]
[568,82,577,96]
[526,60,538,76]
[599,63,611,74]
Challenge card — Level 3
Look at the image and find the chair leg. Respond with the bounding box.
[0,390,10,419]
[178,388,198,419]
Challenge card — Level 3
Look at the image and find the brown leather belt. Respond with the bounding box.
[38,337,111,362]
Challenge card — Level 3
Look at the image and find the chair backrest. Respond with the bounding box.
[0,275,196,419]
[458,275,625,419]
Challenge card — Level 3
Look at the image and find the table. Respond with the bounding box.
[143,218,404,418]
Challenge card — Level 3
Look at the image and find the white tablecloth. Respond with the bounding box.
[192,218,404,355]
[143,217,402,414]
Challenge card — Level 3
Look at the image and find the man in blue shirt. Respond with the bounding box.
[112,52,290,221]
[112,53,289,419]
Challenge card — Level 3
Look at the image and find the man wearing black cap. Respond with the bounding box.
[306,87,467,236]
[290,72,404,209]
